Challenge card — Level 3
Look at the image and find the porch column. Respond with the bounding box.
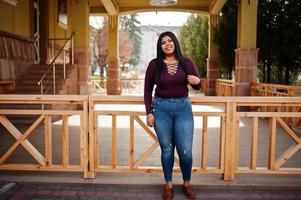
[206,14,220,96]
[235,0,258,96]
[70,0,90,95]
[106,15,122,95]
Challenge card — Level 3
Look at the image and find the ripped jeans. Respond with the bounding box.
[153,97,194,182]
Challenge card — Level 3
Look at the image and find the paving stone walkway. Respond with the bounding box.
[0,181,301,200]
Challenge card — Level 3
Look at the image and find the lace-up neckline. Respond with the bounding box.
[165,62,178,76]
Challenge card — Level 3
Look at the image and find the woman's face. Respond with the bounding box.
[161,35,175,56]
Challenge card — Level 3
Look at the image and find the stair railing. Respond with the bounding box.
[38,31,75,95]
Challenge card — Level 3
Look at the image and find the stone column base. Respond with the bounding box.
[107,57,122,95]
[74,48,90,95]
[206,57,219,96]
[107,78,122,95]
[235,48,258,96]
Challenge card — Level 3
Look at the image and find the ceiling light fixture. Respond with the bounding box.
[149,0,177,7]
[1,0,18,6]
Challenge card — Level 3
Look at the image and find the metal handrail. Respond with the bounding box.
[38,32,76,95]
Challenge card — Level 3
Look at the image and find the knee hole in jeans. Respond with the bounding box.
[178,149,192,160]
[161,144,174,154]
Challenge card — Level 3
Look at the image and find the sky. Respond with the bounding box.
[137,11,190,26]
[89,11,190,28]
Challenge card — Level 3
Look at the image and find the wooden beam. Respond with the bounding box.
[219,116,226,170]
[129,116,134,169]
[62,115,69,167]
[134,116,157,142]
[275,143,301,169]
[0,115,46,166]
[210,0,227,15]
[134,142,159,167]
[250,117,258,170]
[45,115,52,167]
[268,117,276,170]
[100,0,118,15]
[201,116,208,170]
[223,102,237,180]
[111,115,117,168]
[0,115,45,164]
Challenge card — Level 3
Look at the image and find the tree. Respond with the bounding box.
[119,30,134,65]
[120,14,142,66]
[215,0,301,84]
[257,0,301,85]
[178,14,208,77]
[213,0,237,79]
[91,17,134,77]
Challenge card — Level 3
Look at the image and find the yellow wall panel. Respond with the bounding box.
[69,0,89,48]
[0,2,15,34]
[0,0,33,38]
[14,0,32,38]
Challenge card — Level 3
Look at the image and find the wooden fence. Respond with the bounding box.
[0,95,89,177]
[1,95,301,180]
[250,82,301,128]
[215,79,236,96]
[250,82,301,97]
[90,77,208,95]
[90,77,144,95]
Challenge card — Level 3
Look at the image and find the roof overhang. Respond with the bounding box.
[90,0,228,16]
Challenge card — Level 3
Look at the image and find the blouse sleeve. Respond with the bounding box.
[186,58,202,90]
[144,59,156,115]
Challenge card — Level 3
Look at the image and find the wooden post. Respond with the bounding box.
[62,115,69,167]
[219,116,226,170]
[268,117,276,170]
[234,117,240,170]
[223,102,237,180]
[112,115,117,168]
[250,117,258,170]
[130,116,134,169]
[81,100,89,178]
[88,97,96,178]
[201,116,208,169]
[45,115,52,167]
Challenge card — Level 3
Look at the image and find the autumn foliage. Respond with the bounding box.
[93,18,134,74]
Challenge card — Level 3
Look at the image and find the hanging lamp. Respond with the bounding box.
[149,0,177,7]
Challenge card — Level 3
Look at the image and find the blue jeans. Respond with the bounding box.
[153,97,194,182]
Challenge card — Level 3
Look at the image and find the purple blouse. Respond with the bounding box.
[144,58,202,114]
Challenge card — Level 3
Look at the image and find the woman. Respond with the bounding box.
[144,31,202,200]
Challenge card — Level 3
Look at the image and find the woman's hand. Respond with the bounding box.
[146,113,154,127]
[187,75,201,85]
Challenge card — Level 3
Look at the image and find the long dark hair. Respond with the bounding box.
[155,31,191,84]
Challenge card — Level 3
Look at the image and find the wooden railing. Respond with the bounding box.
[88,95,301,180]
[88,95,227,179]
[91,77,208,95]
[215,79,236,96]
[250,82,301,128]
[1,95,301,180]
[38,32,76,95]
[234,97,301,175]
[0,95,89,177]
[250,82,301,97]
[91,77,144,95]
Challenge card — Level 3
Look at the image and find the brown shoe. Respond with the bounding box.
[162,184,174,200]
[182,185,197,199]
